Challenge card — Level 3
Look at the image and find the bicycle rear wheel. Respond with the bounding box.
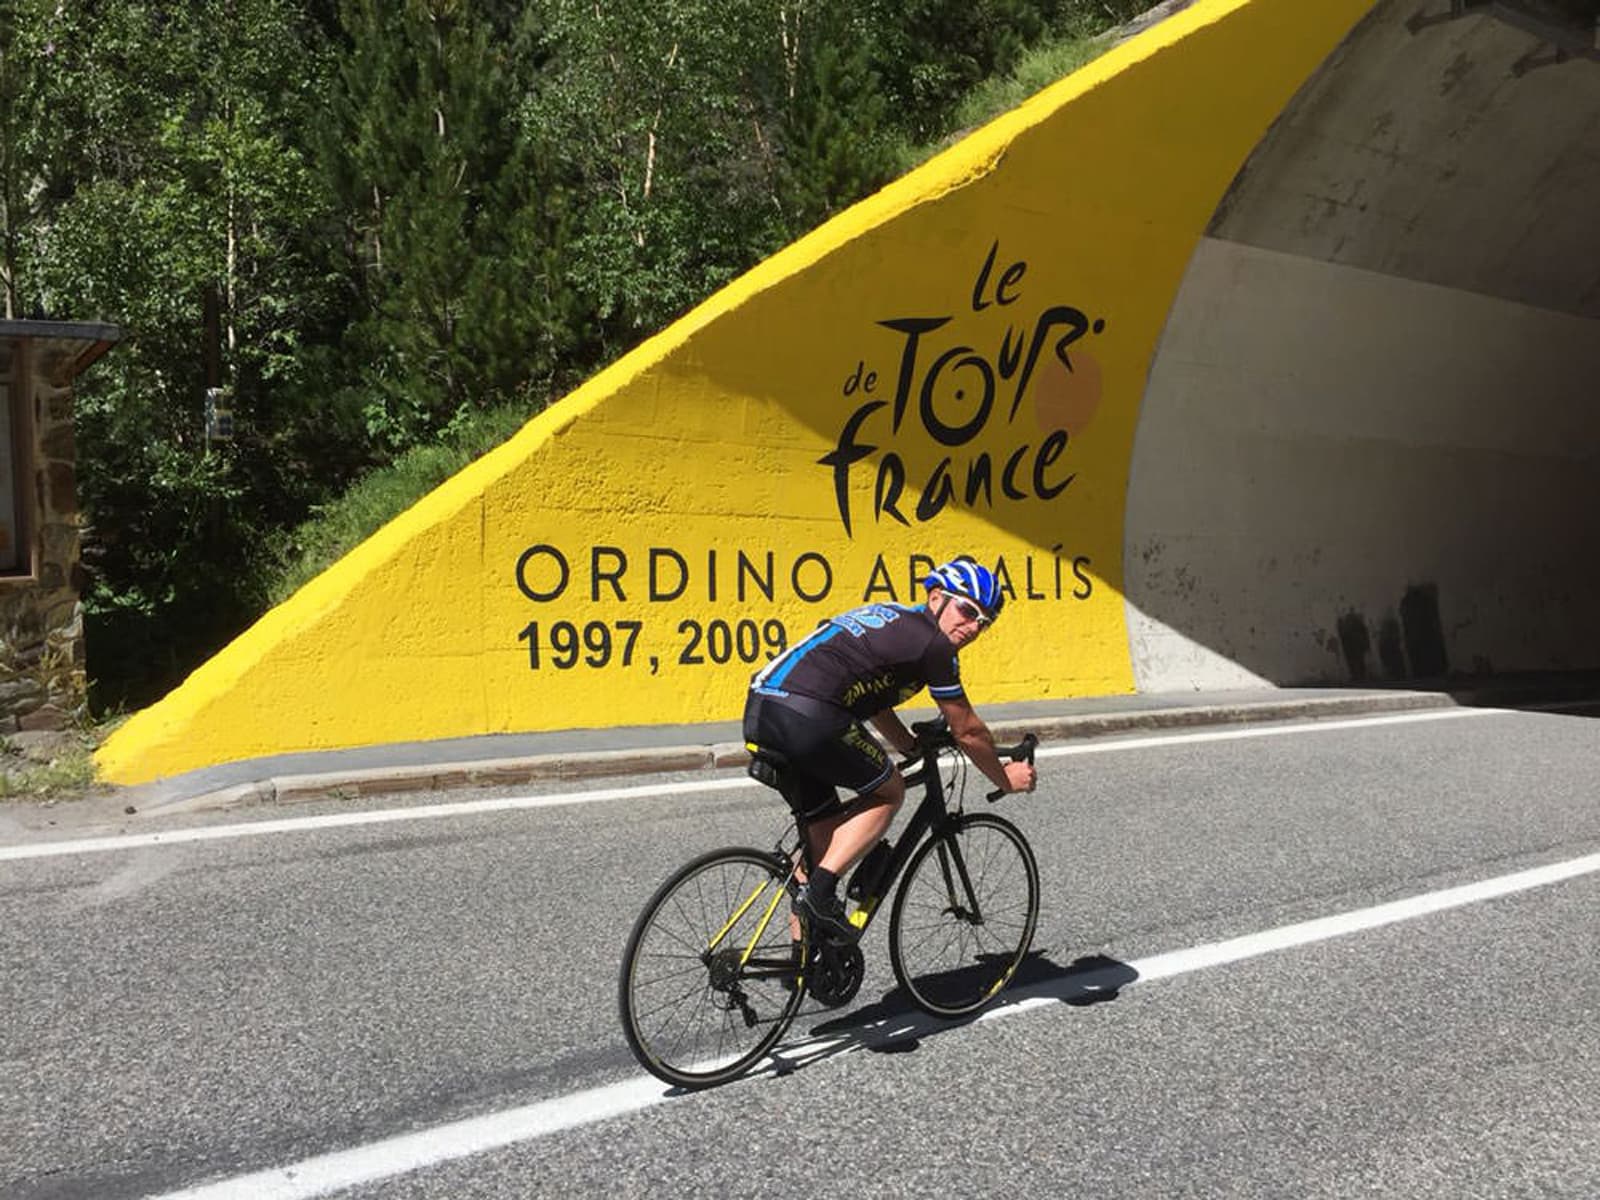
[619,847,807,1089]
[888,813,1039,1018]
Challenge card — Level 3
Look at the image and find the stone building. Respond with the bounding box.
[0,320,120,731]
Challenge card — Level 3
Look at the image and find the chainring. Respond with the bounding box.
[807,939,866,1008]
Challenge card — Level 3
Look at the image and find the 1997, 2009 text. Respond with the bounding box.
[516,618,791,672]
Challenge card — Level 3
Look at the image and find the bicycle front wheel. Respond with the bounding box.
[888,813,1039,1018]
[619,847,807,1089]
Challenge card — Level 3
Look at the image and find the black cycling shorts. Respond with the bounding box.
[742,691,893,822]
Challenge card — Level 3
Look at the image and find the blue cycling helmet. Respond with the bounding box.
[923,556,1005,621]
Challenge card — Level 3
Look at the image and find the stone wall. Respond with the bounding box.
[0,340,87,731]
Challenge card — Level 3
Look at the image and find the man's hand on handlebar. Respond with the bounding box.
[1002,760,1036,794]
[985,732,1039,801]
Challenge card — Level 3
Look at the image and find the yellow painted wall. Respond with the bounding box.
[97,0,1375,785]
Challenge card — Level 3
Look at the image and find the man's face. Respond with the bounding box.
[931,588,990,648]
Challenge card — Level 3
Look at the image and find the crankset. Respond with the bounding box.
[807,939,865,1008]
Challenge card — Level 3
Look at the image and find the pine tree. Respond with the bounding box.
[771,1,896,232]
[326,0,573,449]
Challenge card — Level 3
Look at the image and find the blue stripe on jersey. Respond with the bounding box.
[928,683,966,698]
[753,622,842,691]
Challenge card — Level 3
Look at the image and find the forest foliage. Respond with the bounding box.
[0,0,1148,708]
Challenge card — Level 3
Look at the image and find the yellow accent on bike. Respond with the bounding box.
[707,879,772,953]
[739,882,789,969]
[984,969,1017,1000]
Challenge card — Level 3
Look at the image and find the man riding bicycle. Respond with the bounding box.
[742,555,1037,941]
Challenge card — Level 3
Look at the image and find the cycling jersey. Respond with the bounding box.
[751,602,964,718]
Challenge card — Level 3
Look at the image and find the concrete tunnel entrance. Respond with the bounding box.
[1125,0,1600,691]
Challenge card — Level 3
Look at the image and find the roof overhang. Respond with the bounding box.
[0,319,124,384]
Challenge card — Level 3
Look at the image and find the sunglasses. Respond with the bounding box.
[947,596,992,628]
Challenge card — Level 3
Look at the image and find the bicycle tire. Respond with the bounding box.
[619,846,807,1089]
[888,812,1039,1018]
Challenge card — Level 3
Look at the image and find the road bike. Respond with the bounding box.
[618,718,1040,1089]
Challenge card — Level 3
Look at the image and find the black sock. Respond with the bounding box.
[809,867,839,901]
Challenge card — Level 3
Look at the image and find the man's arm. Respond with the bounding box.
[869,708,918,757]
[934,694,1035,794]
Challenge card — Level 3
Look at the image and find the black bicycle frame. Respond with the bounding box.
[840,743,970,933]
[772,722,1034,941]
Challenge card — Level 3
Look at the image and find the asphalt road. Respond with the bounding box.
[3,704,1599,1199]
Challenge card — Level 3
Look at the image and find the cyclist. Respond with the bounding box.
[743,555,1037,941]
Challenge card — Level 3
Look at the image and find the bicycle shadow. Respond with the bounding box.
[750,951,1139,1080]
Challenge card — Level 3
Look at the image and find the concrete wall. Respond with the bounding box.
[1126,0,1600,689]
[97,0,1375,785]
[1127,238,1600,688]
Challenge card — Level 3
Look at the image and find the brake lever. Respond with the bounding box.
[985,732,1039,803]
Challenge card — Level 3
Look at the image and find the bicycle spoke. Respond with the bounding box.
[631,969,711,1002]
[652,978,712,1053]
[632,980,707,1024]
[635,951,708,969]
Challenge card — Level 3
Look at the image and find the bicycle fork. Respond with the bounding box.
[934,836,986,925]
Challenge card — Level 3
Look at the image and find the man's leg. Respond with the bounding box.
[779,708,902,939]
[792,773,905,941]
[807,770,906,876]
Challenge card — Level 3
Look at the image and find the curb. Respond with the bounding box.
[142,689,1461,818]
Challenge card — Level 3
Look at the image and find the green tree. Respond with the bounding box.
[26,0,348,707]
[325,0,575,450]
[860,0,1051,141]
[526,0,904,359]
[527,0,769,356]
[767,2,897,231]
[0,0,49,317]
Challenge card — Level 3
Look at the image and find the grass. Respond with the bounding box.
[0,734,102,800]
[948,28,1113,134]
[267,404,533,605]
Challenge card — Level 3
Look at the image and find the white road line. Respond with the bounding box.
[0,707,1494,864]
[0,778,729,864]
[1031,704,1488,758]
[147,846,1600,1200]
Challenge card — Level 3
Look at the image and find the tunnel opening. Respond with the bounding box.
[1125,0,1600,695]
